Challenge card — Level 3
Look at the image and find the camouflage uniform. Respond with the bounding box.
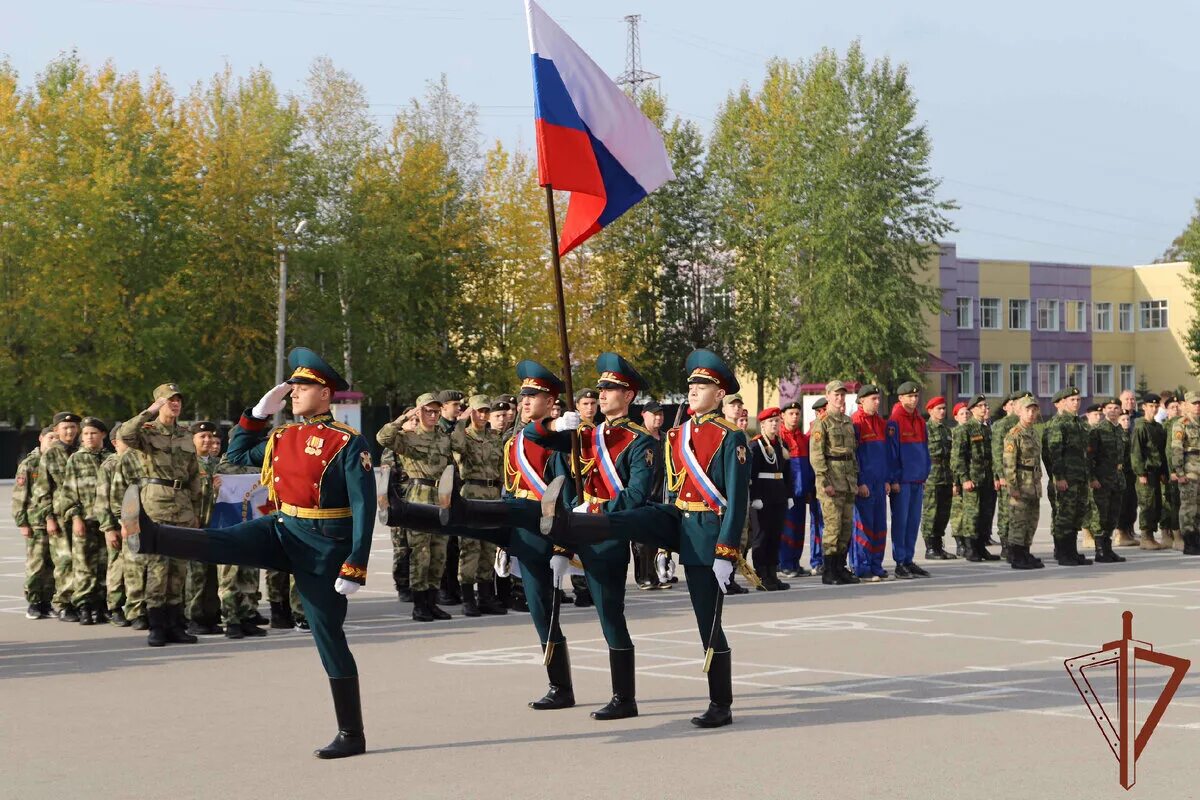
[920,416,953,545]
[1131,417,1166,535]
[1163,415,1182,531]
[58,446,108,611]
[809,409,858,556]
[117,410,202,613]
[36,440,78,610]
[108,449,147,621]
[184,454,222,626]
[1170,412,1200,544]
[381,449,410,594]
[951,417,993,541]
[990,411,1019,545]
[95,453,126,614]
[450,423,502,584]
[13,448,55,607]
[376,421,452,592]
[1089,418,1126,542]
[1002,420,1042,547]
[1042,409,1091,542]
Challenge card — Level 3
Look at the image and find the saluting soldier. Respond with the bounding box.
[952,395,1000,562]
[1001,396,1045,569]
[810,381,861,585]
[1170,391,1200,555]
[921,396,956,559]
[37,411,82,620]
[450,394,507,616]
[118,384,202,646]
[1130,394,1167,550]
[13,428,57,619]
[57,417,111,624]
[539,349,749,728]
[123,347,375,758]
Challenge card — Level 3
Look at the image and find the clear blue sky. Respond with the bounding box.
[7,0,1199,265]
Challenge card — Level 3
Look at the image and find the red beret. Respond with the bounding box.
[952,402,968,416]
[926,396,946,411]
[757,406,780,422]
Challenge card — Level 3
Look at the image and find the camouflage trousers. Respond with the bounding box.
[185,561,221,623]
[459,538,499,584]
[1082,487,1100,533]
[48,528,74,609]
[1093,482,1123,536]
[1135,478,1162,533]
[1051,482,1087,539]
[218,564,260,625]
[144,554,186,610]
[106,542,126,613]
[391,527,408,572]
[920,483,952,543]
[995,485,1010,544]
[1163,481,1181,529]
[265,570,305,621]
[123,552,148,620]
[1180,479,1199,534]
[23,528,55,604]
[1007,495,1040,547]
[70,520,106,606]
[818,490,854,555]
[960,484,997,539]
[409,530,448,591]
[950,488,965,538]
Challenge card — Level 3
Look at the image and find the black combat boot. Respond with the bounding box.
[427,588,452,621]
[975,535,1000,561]
[1069,535,1092,566]
[269,601,294,629]
[591,648,638,720]
[314,676,366,759]
[530,641,575,710]
[59,605,80,623]
[691,649,733,728]
[837,552,860,584]
[571,576,594,606]
[822,556,839,585]
[225,620,245,639]
[1183,532,1200,555]
[510,581,530,612]
[1009,544,1035,570]
[953,536,967,558]
[461,583,481,617]
[240,621,268,637]
[1095,534,1124,563]
[108,607,129,627]
[1055,537,1079,566]
[1000,541,1011,562]
[130,614,149,630]
[394,554,412,603]
[411,589,433,622]
[477,581,507,615]
[78,601,96,626]
[146,606,168,647]
[165,606,198,643]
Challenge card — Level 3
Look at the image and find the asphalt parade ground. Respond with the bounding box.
[2,484,1197,799]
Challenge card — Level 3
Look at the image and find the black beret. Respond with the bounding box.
[52,412,81,425]
[1085,403,1103,413]
[968,394,987,409]
[858,384,880,398]
[189,420,218,434]
[80,416,108,433]
[812,397,828,410]
[896,381,921,395]
[436,390,464,403]
[1052,386,1081,402]
[641,401,663,414]
[575,389,599,401]
[781,400,803,411]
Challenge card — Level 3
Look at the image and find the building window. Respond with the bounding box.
[1119,365,1136,392]
[1094,302,1112,332]
[1008,299,1030,330]
[1037,363,1060,397]
[1139,300,1168,331]
[1065,363,1087,396]
[956,297,973,329]
[979,298,1001,330]
[981,363,1003,396]
[1065,301,1087,332]
[1009,363,1031,394]
[1037,299,1060,331]
[958,362,974,397]
[1118,302,1133,332]
[1093,365,1113,398]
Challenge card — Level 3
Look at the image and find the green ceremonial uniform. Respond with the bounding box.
[36,439,78,610]
[1002,421,1042,547]
[920,417,953,545]
[450,423,503,585]
[952,417,994,540]
[990,412,1019,545]
[13,448,55,607]
[1041,408,1091,541]
[58,445,108,610]
[1131,417,1167,534]
[809,410,858,556]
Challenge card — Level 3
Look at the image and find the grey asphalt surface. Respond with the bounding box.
[2,484,1197,800]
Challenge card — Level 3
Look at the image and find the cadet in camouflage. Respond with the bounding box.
[1130,394,1167,550]
[1169,392,1200,555]
[38,411,81,619]
[58,417,111,624]
[12,428,57,618]
[450,395,506,616]
[920,396,956,559]
[1001,397,1045,569]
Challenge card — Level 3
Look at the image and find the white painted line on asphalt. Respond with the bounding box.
[852,614,932,623]
[964,666,1010,672]
[922,608,989,616]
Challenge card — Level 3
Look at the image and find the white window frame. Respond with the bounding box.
[1118,302,1134,332]
[1065,362,1087,396]
[956,297,973,330]
[1065,300,1087,333]
[1093,364,1114,398]
[1009,363,1031,394]
[1119,365,1136,393]
[1139,299,1168,331]
[981,362,1003,397]
[979,297,1001,330]
[1008,299,1030,331]
[1037,299,1060,332]
[957,362,974,397]
[1094,301,1112,333]
[1037,362,1061,398]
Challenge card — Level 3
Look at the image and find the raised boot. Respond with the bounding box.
[538,476,611,544]
[476,581,507,615]
[529,641,575,710]
[691,649,733,728]
[591,647,638,720]
[314,676,366,759]
[438,466,511,528]
[461,583,481,617]
[120,485,209,559]
[1139,530,1164,551]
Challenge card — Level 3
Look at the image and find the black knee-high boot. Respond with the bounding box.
[314,676,366,759]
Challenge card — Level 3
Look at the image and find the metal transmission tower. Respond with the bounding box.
[615,14,659,96]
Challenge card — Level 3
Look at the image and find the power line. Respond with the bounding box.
[944,178,1179,231]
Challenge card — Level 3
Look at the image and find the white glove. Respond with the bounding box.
[252,382,292,419]
[787,498,794,509]
[573,501,590,514]
[334,577,360,596]
[655,551,670,583]
[750,499,764,510]
[550,554,570,586]
[494,549,511,577]
[712,559,735,594]
[556,411,581,431]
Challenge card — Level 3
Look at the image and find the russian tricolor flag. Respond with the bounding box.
[525,0,675,255]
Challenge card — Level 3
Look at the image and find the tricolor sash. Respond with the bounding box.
[593,422,626,499]
[513,430,548,499]
[681,419,727,513]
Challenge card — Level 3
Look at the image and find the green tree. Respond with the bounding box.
[1167,201,1200,374]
